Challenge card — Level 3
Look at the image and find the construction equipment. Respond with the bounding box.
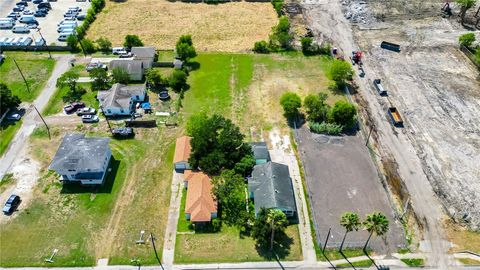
[351,51,363,66]
[45,249,58,263]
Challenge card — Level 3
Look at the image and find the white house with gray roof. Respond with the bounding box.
[248,161,297,218]
[49,133,111,185]
[97,83,146,116]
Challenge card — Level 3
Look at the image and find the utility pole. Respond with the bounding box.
[37,29,52,59]
[99,106,113,134]
[33,105,51,140]
[72,32,86,57]
[365,125,374,146]
[12,58,30,92]
[149,233,164,270]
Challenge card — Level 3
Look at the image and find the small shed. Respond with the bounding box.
[249,142,271,165]
[174,136,192,172]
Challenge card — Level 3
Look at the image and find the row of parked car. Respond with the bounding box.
[0,36,45,46]
[57,7,85,41]
[63,102,99,123]
[0,0,53,33]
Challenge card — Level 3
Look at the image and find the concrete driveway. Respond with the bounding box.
[296,127,405,253]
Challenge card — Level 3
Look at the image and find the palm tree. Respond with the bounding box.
[339,212,361,269]
[363,212,389,270]
[266,209,289,251]
[456,0,477,25]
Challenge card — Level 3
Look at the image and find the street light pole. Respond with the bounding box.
[37,29,52,59]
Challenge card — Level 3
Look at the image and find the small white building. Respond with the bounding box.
[97,83,146,116]
[49,133,111,185]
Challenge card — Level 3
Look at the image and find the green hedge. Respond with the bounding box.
[76,0,105,40]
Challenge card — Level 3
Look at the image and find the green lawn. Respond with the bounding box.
[401,258,424,267]
[319,248,369,261]
[458,258,480,265]
[0,120,22,157]
[336,259,373,267]
[177,187,194,232]
[0,52,55,102]
[175,224,302,263]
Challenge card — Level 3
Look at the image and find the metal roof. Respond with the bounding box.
[49,133,110,173]
[249,142,271,162]
[248,161,296,215]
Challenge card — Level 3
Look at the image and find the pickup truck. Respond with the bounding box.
[373,79,387,95]
[388,107,403,127]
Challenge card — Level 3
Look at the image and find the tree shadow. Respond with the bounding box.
[60,157,120,194]
[255,230,293,260]
[186,61,200,72]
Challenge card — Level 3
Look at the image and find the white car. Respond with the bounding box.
[7,113,21,121]
[81,115,99,123]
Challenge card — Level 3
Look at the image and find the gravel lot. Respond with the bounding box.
[296,127,405,252]
[0,0,90,45]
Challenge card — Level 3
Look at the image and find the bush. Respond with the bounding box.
[280,91,302,119]
[96,37,112,52]
[329,100,357,129]
[112,67,130,84]
[459,33,476,48]
[168,69,188,92]
[75,0,104,40]
[271,0,284,16]
[63,86,86,103]
[66,34,78,51]
[80,38,96,54]
[301,37,332,56]
[304,93,330,122]
[309,122,343,135]
[176,35,197,61]
[269,16,292,51]
[123,35,144,50]
[330,59,353,86]
[0,83,21,115]
[253,40,269,53]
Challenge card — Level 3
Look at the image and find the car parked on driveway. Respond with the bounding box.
[7,113,22,121]
[3,195,20,215]
[86,61,107,72]
[76,107,96,116]
[63,102,85,114]
[81,115,99,123]
[119,52,133,58]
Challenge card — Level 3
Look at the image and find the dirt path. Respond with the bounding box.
[0,54,73,212]
[300,0,453,267]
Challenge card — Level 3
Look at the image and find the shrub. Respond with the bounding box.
[269,16,292,51]
[309,122,343,135]
[112,67,130,84]
[301,37,332,56]
[168,69,188,92]
[253,40,269,53]
[0,83,21,115]
[271,0,284,16]
[304,93,330,122]
[66,34,78,51]
[80,38,96,54]
[330,59,353,86]
[329,100,357,129]
[459,33,476,48]
[96,37,112,52]
[123,35,143,50]
[280,91,302,119]
[176,35,197,61]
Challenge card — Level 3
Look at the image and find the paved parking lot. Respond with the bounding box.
[296,126,405,252]
[0,0,90,45]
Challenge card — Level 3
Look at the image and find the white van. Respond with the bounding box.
[112,47,127,55]
[57,24,75,33]
[12,25,30,33]
[0,20,14,29]
[19,15,36,23]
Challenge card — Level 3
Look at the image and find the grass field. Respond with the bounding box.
[87,0,277,52]
[458,258,480,265]
[0,120,22,157]
[401,258,424,267]
[445,220,480,253]
[0,52,55,102]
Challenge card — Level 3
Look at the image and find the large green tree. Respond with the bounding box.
[57,71,85,102]
[212,170,249,227]
[90,68,111,91]
[330,59,353,86]
[145,69,167,91]
[168,69,188,92]
[280,92,302,120]
[123,34,144,50]
[269,16,293,50]
[329,100,357,129]
[0,83,21,115]
[176,35,197,61]
[303,92,330,123]
[187,114,252,175]
[252,208,289,250]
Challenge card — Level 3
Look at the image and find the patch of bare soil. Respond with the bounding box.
[88,0,278,52]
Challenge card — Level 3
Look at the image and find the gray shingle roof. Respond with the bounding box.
[97,83,145,109]
[248,161,296,215]
[132,47,156,58]
[249,142,271,162]
[49,133,110,172]
[109,60,143,75]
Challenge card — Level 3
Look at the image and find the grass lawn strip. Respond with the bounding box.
[458,258,480,265]
[0,52,55,102]
[0,120,22,157]
[336,259,373,267]
[401,258,424,267]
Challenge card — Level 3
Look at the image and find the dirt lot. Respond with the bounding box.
[87,0,278,52]
[296,127,405,252]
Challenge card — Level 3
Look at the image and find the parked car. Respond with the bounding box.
[0,20,14,29]
[32,0,42,4]
[86,61,107,71]
[76,13,86,20]
[3,195,20,215]
[23,10,34,15]
[7,12,20,19]
[33,10,46,17]
[63,102,85,114]
[17,1,28,6]
[119,52,133,58]
[68,6,82,12]
[112,127,134,139]
[64,10,78,17]
[34,37,45,46]
[12,25,29,33]
[37,2,51,9]
[19,15,36,23]
[13,6,25,12]
[7,113,22,121]
[76,107,96,116]
[81,115,99,123]
[76,0,86,2]
[112,47,127,55]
